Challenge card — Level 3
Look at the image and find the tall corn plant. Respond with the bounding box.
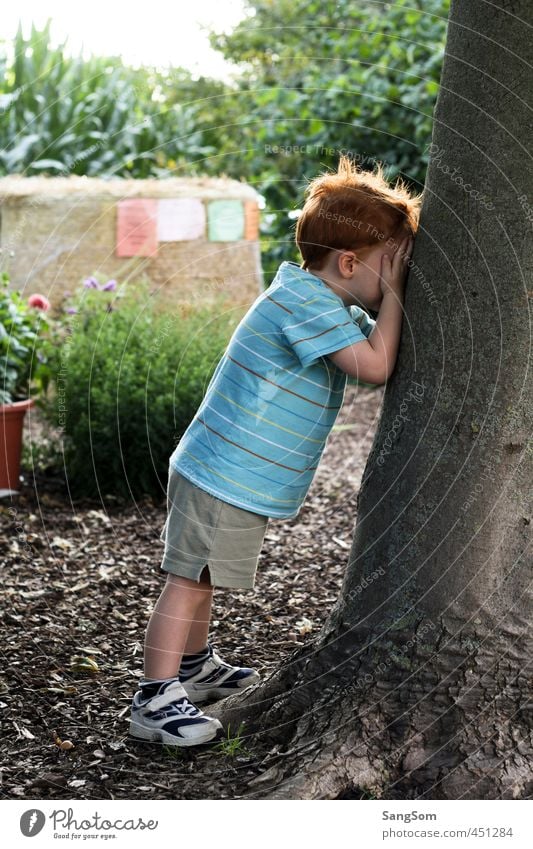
[0,19,213,178]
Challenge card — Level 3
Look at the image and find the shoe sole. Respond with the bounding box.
[129,718,222,747]
[182,675,260,704]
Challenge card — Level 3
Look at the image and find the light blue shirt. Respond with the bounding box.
[169,260,376,518]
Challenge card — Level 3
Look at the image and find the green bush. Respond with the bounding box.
[42,282,242,500]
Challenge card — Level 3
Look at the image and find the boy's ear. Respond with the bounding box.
[338,250,358,277]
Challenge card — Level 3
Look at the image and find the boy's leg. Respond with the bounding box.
[131,568,222,747]
[143,570,213,680]
[183,566,213,654]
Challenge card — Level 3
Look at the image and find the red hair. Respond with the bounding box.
[295,154,423,271]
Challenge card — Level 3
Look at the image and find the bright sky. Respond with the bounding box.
[0,0,249,80]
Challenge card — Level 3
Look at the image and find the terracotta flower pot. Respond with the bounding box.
[0,398,34,491]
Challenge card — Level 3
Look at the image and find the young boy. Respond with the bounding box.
[129,155,422,746]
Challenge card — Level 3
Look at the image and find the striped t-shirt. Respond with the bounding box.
[169,260,376,519]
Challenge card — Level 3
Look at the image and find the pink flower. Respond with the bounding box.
[28,293,51,311]
[102,279,117,291]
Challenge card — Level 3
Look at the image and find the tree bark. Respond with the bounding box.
[213,0,533,799]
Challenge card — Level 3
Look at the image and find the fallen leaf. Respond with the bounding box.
[52,730,75,750]
[87,510,111,525]
[19,725,36,740]
[70,655,99,674]
[296,617,314,635]
[12,721,35,740]
[50,536,75,551]
[44,686,78,696]
[332,536,350,549]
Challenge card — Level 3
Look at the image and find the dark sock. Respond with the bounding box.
[139,677,177,700]
[179,645,210,680]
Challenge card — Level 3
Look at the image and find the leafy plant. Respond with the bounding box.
[20,429,64,476]
[41,278,243,500]
[161,744,186,759]
[0,272,52,404]
[0,20,213,179]
[212,722,251,757]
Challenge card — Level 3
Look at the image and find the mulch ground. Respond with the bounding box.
[0,384,383,800]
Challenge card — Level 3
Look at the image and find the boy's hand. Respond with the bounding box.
[379,235,413,299]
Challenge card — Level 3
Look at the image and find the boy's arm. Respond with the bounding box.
[327,237,412,384]
[328,293,403,384]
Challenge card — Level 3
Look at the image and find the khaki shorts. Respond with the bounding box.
[159,466,269,589]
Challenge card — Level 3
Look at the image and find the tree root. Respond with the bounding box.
[208,628,533,800]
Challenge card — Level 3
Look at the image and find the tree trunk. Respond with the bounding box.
[213,0,533,799]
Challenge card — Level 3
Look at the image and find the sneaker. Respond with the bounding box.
[180,644,260,703]
[129,678,222,746]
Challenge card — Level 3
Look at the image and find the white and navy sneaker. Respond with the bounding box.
[180,644,260,703]
[129,678,222,746]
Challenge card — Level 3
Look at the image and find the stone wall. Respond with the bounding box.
[0,175,264,310]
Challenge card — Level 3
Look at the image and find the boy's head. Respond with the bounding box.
[295,154,423,310]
